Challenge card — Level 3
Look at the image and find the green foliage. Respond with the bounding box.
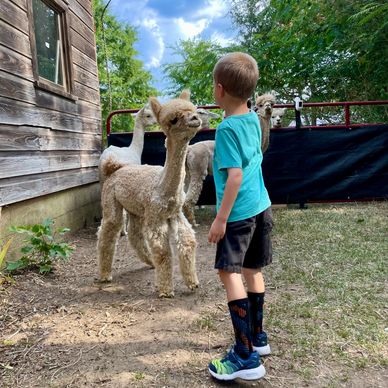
[229,0,388,103]
[92,0,157,136]
[0,239,13,285]
[7,219,74,275]
[163,38,231,105]
[163,1,387,123]
[0,239,12,269]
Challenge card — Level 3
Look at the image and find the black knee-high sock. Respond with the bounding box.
[248,292,265,338]
[228,298,253,359]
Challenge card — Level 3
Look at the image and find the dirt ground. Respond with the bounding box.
[0,208,387,387]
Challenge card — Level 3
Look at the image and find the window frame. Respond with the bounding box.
[27,0,76,101]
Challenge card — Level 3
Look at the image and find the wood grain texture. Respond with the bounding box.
[0,45,34,81]
[1,0,102,207]
[0,151,100,179]
[0,19,31,58]
[9,0,27,11]
[0,97,101,133]
[0,168,99,206]
[0,0,28,34]
[0,125,101,152]
[71,28,96,61]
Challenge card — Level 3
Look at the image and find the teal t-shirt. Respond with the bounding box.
[212,111,271,222]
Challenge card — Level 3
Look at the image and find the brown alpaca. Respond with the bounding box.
[97,90,201,297]
[254,93,276,153]
[183,140,214,226]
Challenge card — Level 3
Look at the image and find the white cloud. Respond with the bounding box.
[211,31,234,47]
[195,0,228,19]
[174,17,209,39]
[141,17,165,69]
[142,17,158,30]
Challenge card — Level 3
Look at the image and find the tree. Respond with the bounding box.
[163,39,231,105]
[92,0,157,134]
[229,0,388,103]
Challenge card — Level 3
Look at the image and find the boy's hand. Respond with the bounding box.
[208,217,226,244]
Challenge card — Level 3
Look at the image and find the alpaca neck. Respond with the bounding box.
[260,116,271,154]
[159,136,188,199]
[129,120,145,156]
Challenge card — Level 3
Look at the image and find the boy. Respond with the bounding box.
[208,52,272,381]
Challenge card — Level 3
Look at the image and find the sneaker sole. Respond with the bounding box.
[253,344,271,356]
[208,364,266,381]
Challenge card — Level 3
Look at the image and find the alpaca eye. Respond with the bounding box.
[170,117,178,125]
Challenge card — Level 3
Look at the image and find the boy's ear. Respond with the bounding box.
[216,83,224,97]
[149,97,161,120]
[179,89,190,101]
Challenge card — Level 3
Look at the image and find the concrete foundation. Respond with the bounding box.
[0,183,101,261]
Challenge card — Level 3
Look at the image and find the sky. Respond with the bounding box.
[108,0,236,94]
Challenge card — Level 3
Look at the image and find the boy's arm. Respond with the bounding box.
[208,167,242,243]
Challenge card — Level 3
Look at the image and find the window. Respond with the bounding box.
[29,0,74,98]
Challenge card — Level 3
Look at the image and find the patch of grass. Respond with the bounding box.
[266,202,388,383]
[193,311,218,331]
[132,371,145,380]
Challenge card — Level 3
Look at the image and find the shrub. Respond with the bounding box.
[7,218,74,274]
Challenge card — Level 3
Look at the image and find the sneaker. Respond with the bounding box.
[252,331,271,356]
[208,347,266,381]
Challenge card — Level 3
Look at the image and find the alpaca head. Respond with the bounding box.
[196,108,220,128]
[271,108,287,128]
[149,90,202,141]
[135,104,158,128]
[254,93,276,119]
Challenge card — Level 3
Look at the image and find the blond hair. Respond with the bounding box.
[213,52,259,100]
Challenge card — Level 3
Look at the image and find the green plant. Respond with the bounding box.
[0,239,13,285]
[7,219,74,274]
[132,371,145,381]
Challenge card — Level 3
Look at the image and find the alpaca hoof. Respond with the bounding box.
[186,277,199,290]
[98,274,112,283]
[159,291,175,298]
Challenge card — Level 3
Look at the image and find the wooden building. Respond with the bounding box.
[0,0,101,243]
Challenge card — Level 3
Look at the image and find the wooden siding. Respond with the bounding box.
[0,0,101,206]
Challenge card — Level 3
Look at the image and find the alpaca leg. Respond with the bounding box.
[120,210,128,236]
[127,214,154,268]
[148,224,174,297]
[184,173,205,227]
[97,201,123,282]
[183,202,196,227]
[175,214,199,290]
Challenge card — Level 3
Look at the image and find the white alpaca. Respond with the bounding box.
[271,108,286,128]
[99,105,157,179]
[98,105,157,234]
[196,108,220,128]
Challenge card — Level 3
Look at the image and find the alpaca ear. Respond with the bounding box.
[133,106,144,117]
[149,97,161,120]
[179,89,190,101]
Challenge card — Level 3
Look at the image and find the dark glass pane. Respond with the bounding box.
[32,0,64,85]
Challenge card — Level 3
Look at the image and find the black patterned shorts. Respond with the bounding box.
[215,207,273,273]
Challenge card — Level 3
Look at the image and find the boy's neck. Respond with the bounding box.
[222,95,250,118]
